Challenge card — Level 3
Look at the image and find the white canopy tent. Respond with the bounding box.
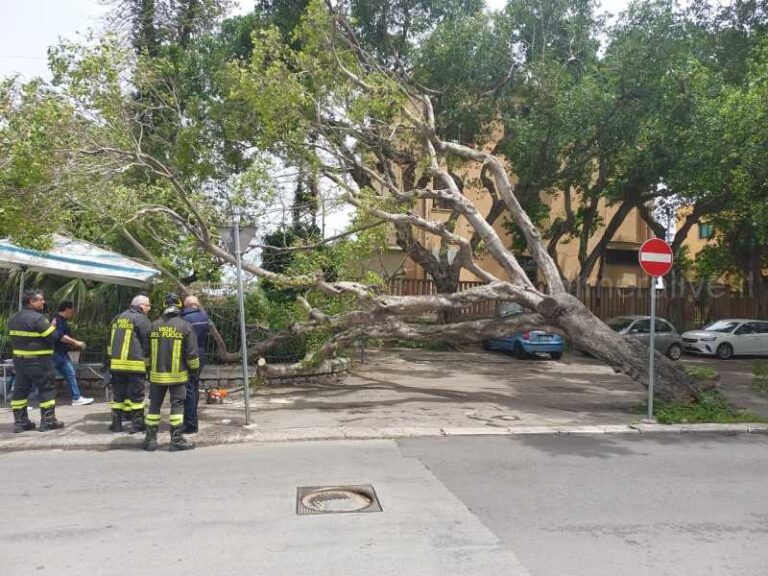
[0,234,161,308]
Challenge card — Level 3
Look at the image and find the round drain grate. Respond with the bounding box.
[301,488,373,513]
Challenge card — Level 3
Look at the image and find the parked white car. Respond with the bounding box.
[681,319,768,359]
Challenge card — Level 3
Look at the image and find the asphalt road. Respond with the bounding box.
[2,434,767,576]
[400,433,768,576]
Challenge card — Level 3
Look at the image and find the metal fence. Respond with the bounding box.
[387,278,499,319]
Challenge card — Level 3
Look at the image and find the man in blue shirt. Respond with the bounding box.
[181,295,210,433]
[52,301,93,406]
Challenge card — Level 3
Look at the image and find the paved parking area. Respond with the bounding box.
[232,347,768,430]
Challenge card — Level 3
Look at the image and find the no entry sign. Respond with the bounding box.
[638,237,673,422]
[639,238,673,277]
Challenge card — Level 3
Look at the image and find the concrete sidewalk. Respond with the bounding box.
[1,349,767,451]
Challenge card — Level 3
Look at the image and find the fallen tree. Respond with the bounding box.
[2,0,705,401]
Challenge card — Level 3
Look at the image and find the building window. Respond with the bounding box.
[433,195,454,211]
[518,256,538,283]
[699,223,714,240]
[605,249,640,266]
[431,175,463,211]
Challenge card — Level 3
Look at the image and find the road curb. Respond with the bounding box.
[2,422,767,452]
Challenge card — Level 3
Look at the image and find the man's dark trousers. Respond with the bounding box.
[184,374,199,433]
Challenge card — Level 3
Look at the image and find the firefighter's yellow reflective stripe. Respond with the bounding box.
[145,413,161,421]
[110,401,123,410]
[120,327,133,360]
[9,330,39,337]
[110,358,146,372]
[124,400,145,411]
[169,414,184,426]
[11,400,28,409]
[149,371,189,384]
[188,357,200,370]
[171,340,181,375]
[39,399,55,409]
[109,326,117,355]
[151,338,158,373]
[13,349,54,357]
[149,372,189,384]
[10,325,56,338]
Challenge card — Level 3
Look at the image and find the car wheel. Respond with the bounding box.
[514,343,528,360]
[716,343,733,360]
[666,344,682,361]
[550,352,563,360]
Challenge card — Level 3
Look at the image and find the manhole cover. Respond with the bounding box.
[296,484,383,515]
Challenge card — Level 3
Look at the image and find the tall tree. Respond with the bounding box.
[1,0,722,400]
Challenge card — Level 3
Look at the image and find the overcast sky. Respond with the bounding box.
[0,0,634,81]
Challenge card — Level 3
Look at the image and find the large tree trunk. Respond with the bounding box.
[538,293,702,402]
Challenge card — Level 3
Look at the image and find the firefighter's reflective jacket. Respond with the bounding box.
[149,314,200,385]
[8,307,61,358]
[109,306,152,373]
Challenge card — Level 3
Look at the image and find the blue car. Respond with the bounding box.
[483,303,565,360]
[484,330,564,359]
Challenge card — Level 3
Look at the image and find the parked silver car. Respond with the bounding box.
[606,316,683,360]
[681,319,768,359]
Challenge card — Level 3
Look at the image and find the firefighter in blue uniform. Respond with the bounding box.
[8,290,66,433]
[181,295,210,434]
[143,293,200,452]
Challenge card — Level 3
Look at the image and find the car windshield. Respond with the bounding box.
[607,317,635,332]
[703,320,739,333]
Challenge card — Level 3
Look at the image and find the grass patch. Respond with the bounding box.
[683,365,718,381]
[752,360,768,394]
[640,390,767,424]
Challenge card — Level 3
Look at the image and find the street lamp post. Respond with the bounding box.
[220,215,257,426]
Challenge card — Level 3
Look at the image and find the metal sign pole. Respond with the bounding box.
[234,215,251,425]
[18,267,26,310]
[648,278,657,420]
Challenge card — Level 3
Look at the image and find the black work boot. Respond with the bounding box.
[13,407,36,433]
[143,426,158,452]
[108,409,123,433]
[39,407,65,432]
[169,425,195,452]
[129,409,146,434]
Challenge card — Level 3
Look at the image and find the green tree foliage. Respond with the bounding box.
[689,40,768,292]
[0,80,77,247]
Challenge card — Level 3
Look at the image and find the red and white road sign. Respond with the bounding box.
[639,238,673,277]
